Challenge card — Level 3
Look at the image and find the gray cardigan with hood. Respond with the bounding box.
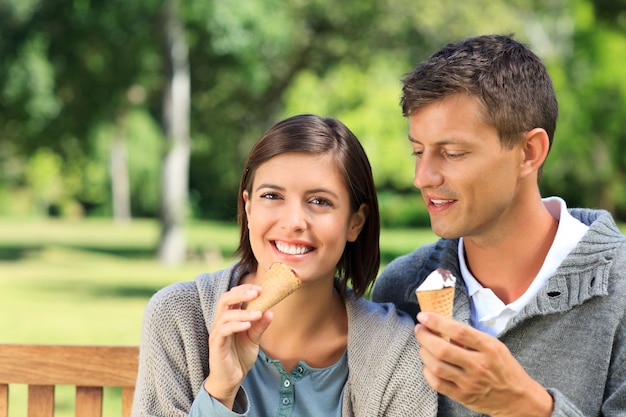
[132,266,438,417]
[372,208,626,417]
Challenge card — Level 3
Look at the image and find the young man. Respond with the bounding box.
[372,34,626,416]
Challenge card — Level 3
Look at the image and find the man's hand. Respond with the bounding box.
[415,312,553,417]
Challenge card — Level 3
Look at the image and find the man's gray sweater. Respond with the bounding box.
[372,208,626,416]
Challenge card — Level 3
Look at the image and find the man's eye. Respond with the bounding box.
[411,150,423,157]
[444,152,466,159]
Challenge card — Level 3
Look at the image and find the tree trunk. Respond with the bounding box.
[157,0,190,265]
[110,114,131,223]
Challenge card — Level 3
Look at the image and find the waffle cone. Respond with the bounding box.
[416,286,455,318]
[244,262,301,312]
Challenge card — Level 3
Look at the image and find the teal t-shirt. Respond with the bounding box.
[190,349,348,417]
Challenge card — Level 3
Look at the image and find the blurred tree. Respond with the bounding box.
[159,0,190,265]
[0,0,163,221]
[24,148,63,216]
[542,0,626,218]
[589,0,626,30]
[2,0,626,258]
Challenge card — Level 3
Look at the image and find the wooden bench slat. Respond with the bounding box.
[0,344,138,416]
[28,385,54,417]
[0,384,8,417]
[0,344,138,387]
[75,386,103,417]
[121,387,135,417]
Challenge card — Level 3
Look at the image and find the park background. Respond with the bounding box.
[1,0,626,414]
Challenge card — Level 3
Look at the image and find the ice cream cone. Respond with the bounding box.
[244,262,301,312]
[416,286,455,342]
[416,286,455,318]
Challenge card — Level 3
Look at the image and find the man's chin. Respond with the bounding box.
[430,223,461,240]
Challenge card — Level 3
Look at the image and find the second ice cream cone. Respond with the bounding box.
[416,287,455,318]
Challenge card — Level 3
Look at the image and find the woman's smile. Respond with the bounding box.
[273,240,314,256]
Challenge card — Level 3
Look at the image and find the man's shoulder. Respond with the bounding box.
[378,238,458,281]
[372,240,447,306]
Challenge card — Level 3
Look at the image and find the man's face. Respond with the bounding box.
[408,94,525,243]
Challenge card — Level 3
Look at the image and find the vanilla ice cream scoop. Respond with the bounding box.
[417,267,456,291]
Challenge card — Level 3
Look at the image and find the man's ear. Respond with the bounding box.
[347,204,368,242]
[520,128,550,179]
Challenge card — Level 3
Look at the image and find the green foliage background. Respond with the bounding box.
[1,0,626,226]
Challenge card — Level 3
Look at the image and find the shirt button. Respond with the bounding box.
[297,366,304,373]
[282,398,290,405]
[284,379,291,387]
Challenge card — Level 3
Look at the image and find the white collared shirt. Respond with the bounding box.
[459,197,589,336]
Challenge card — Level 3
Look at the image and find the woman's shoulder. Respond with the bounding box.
[146,280,200,311]
[144,265,237,321]
[138,282,201,339]
[346,293,415,335]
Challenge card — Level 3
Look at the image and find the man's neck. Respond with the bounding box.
[462,200,558,304]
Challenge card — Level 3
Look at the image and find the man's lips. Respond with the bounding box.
[426,198,456,212]
[430,199,455,206]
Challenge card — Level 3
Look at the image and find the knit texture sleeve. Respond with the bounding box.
[132,281,210,417]
[344,295,438,417]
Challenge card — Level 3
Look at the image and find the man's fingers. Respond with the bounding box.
[417,312,490,352]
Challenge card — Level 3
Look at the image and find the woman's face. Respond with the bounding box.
[243,152,366,284]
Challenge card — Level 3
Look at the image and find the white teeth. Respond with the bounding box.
[275,241,311,255]
[431,199,454,205]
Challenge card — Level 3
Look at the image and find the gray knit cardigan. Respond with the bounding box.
[131,266,438,417]
[372,208,626,417]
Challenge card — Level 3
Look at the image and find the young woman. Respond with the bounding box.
[131,114,437,417]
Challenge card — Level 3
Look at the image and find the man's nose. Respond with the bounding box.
[413,153,443,190]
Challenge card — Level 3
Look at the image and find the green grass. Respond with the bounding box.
[0,218,238,345]
[0,217,436,416]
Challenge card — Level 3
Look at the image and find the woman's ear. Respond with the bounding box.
[520,128,550,179]
[347,204,368,242]
[243,190,251,229]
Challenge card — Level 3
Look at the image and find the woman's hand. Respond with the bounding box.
[205,284,273,409]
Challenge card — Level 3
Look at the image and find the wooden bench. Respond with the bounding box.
[0,344,139,417]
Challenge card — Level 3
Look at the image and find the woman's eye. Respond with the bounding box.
[260,192,280,200]
[411,149,423,157]
[310,197,333,207]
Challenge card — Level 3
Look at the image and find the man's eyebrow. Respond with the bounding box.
[408,134,471,146]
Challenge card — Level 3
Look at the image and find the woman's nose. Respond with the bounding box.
[280,201,308,231]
